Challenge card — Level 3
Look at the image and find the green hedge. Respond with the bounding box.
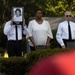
[0,30,7,49]
[0,48,70,75]
[0,57,26,75]
[50,30,59,48]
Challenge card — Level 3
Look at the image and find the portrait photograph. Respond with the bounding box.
[12,7,24,22]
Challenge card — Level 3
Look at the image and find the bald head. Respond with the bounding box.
[64,11,72,21]
[64,11,72,16]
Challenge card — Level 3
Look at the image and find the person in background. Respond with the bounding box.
[56,11,75,48]
[3,17,31,57]
[28,8,53,51]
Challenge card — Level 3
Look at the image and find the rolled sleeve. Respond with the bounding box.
[4,21,12,35]
[28,21,33,37]
[47,22,53,39]
[56,24,65,46]
[23,26,32,37]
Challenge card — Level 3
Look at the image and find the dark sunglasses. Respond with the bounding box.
[66,15,72,17]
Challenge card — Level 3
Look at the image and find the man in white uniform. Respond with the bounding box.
[4,18,33,57]
[56,11,75,48]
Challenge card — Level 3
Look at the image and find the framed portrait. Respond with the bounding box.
[12,7,24,25]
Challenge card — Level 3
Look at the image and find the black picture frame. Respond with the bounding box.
[12,7,24,25]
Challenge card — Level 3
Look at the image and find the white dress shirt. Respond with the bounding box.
[4,20,30,40]
[56,20,75,46]
[28,20,53,46]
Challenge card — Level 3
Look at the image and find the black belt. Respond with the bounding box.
[63,39,75,42]
[8,40,22,42]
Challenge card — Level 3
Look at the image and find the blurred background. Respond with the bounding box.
[0,0,75,53]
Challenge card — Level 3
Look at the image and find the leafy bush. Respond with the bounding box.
[25,48,70,73]
[0,48,70,75]
[0,30,7,49]
[50,30,59,48]
[0,57,26,75]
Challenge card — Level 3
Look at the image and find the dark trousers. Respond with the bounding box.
[30,45,48,51]
[7,40,23,57]
[30,46,36,51]
[63,39,75,48]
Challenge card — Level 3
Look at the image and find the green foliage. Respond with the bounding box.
[0,0,75,26]
[22,37,27,53]
[25,48,70,73]
[0,48,70,75]
[0,30,7,49]
[50,30,59,49]
[0,57,26,75]
[0,48,5,56]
